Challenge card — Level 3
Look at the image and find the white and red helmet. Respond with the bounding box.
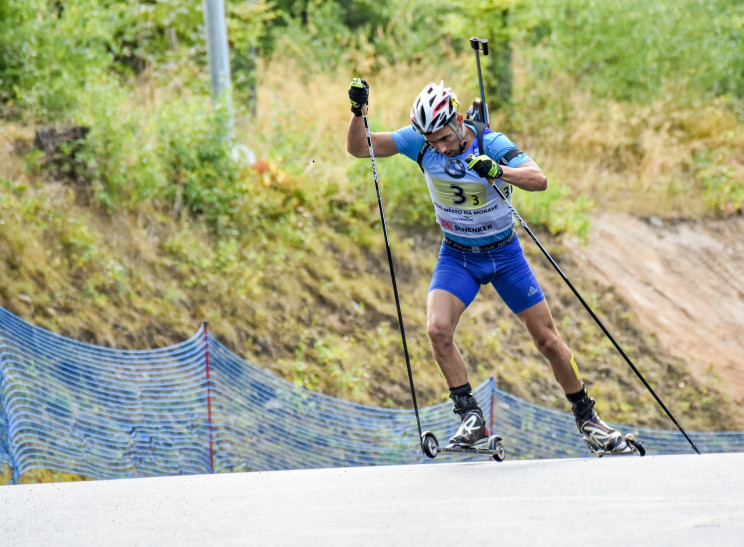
[410,81,460,134]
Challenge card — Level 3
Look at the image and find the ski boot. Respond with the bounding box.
[572,396,645,457]
[447,392,488,448]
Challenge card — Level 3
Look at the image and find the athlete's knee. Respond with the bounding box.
[427,315,455,348]
[533,330,565,359]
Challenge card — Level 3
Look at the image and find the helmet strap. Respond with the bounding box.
[449,119,466,153]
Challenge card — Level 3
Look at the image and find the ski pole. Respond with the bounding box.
[361,106,425,450]
[465,34,699,454]
[470,37,489,125]
[470,157,701,455]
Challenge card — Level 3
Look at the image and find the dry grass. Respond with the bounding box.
[509,58,744,217]
[250,51,744,220]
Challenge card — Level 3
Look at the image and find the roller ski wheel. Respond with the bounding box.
[421,431,440,458]
[421,431,506,462]
[487,434,506,462]
[585,433,646,457]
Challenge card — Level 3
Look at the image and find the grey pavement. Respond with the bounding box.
[1,453,743,546]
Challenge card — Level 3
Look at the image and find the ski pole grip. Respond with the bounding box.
[470,37,489,56]
[466,154,497,186]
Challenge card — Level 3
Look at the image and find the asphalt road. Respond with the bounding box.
[2,453,743,546]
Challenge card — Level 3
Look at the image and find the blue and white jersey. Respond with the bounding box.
[391,124,531,244]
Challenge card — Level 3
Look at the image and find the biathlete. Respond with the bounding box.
[346,78,638,455]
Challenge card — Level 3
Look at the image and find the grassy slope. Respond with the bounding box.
[1,55,743,485]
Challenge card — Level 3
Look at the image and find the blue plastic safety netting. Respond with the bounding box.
[1,306,742,484]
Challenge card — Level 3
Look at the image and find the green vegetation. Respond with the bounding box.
[1,0,743,483]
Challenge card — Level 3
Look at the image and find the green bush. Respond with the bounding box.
[74,88,241,230]
[153,99,241,231]
[265,0,457,72]
[522,0,744,103]
[0,1,113,121]
[0,0,274,120]
[694,148,744,215]
[517,179,593,240]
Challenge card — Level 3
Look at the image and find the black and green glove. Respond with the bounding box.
[468,154,503,179]
[349,78,369,117]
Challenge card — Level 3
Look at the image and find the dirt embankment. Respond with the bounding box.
[564,213,744,407]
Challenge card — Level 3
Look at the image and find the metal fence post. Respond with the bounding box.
[203,0,234,139]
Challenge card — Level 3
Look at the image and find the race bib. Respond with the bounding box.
[431,178,488,210]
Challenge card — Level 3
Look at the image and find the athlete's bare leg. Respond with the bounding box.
[426,289,469,388]
[517,299,583,394]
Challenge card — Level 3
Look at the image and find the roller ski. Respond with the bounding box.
[421,391,506,461]
[572,396,645,457]
[421,430,506,461]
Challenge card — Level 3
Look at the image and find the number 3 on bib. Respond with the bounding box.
[432,179,487,210]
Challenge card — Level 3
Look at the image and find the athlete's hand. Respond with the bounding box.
[467,154,503,179]
[349,78,369,117]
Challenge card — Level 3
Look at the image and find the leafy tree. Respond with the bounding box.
[0,0,275,120]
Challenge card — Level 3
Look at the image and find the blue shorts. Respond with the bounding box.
[429,234,545,313]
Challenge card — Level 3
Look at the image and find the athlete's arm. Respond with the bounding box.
[479,132,548,192]
[500,161,547,192]
[346,115,399,158]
